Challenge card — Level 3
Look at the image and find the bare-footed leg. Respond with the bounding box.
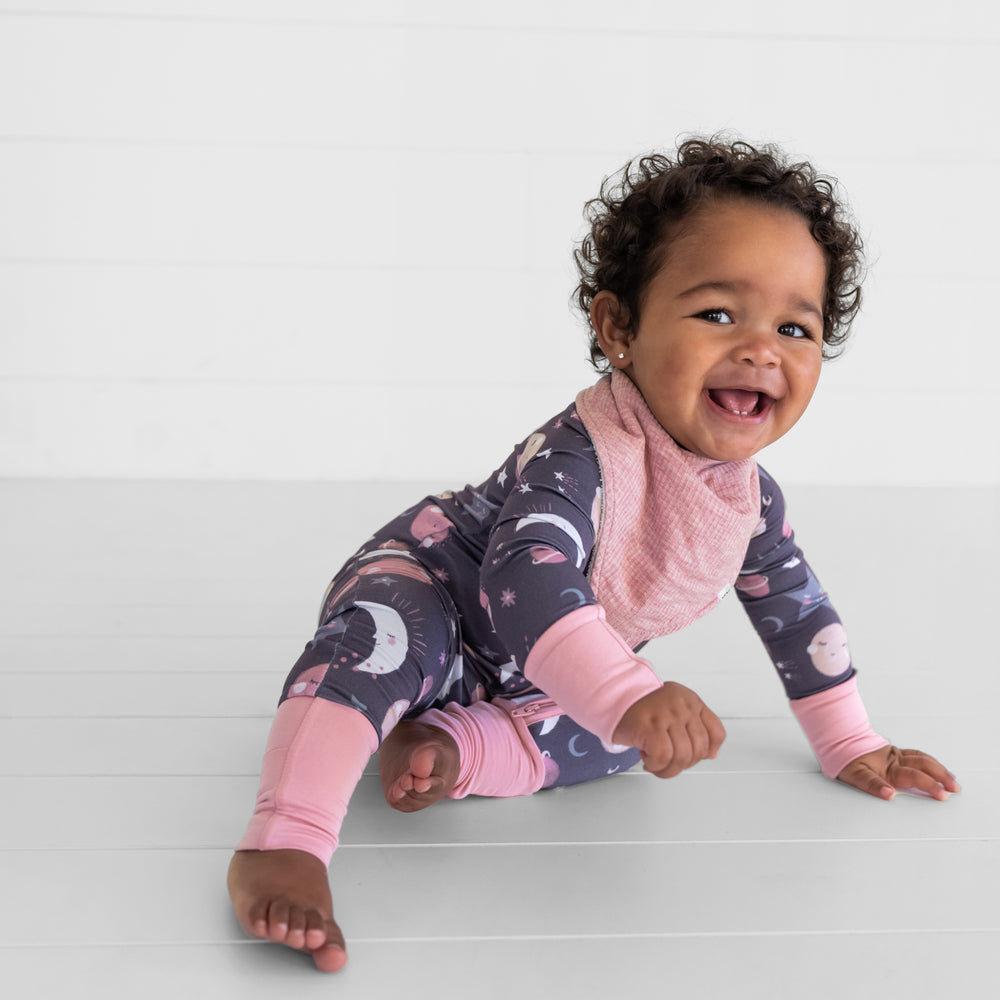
[228,848,348,973]
[379,721,460,813]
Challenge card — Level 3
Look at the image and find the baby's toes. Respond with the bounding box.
[245,899,271,939]
[408,745,440,781]
[411,773,442,796]
[386,774,413,803]
[310,918,349,973]
[283,905,309,950]
[303,909,330,951]
[264,899,292,942]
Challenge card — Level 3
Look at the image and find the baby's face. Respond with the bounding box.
[614,200,825,461]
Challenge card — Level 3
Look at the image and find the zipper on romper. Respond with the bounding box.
[509,697,562,720]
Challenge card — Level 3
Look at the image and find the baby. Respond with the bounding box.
[227,137,959,972]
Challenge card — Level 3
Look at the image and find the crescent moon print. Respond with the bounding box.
[567,734,588,758]
[560,587,588,608]
[353,600,410,674]
[515,512,586,568]
[537,716,560,737]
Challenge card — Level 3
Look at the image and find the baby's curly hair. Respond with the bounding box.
[574,136,865,370]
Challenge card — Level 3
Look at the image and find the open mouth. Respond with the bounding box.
[706,388,773,418]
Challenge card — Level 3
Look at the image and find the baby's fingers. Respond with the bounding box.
[895,749,961,793]
[889,752,958,801]
[638,732,676,777]
[701,706,727,759]
[840,764,896,801]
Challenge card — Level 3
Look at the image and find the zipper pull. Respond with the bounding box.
[510,697,560,719]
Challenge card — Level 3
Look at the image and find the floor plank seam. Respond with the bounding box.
[2,835,995,852]
[5,927,999,951]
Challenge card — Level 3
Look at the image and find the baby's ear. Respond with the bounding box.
[590,291,633,367]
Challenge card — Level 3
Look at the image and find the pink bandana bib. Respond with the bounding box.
[575,371,761,648]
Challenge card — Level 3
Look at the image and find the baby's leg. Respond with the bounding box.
[380,697,551,809]
[228,697,376,972]
[230,556,459,971]
[380,694,641,811]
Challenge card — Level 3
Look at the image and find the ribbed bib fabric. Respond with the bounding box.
[575,371,761,649]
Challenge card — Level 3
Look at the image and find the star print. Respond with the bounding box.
[554,471,566,481]
[537,449,553,460]
[518,483,532,494]
[500,588,516,608]
[497,468,508,487]
[439,651,447,665]
[554,419,564,429]
[433,567,450,583]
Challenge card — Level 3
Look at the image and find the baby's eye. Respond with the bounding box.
[698,309,734,325]
[778,322,812,340]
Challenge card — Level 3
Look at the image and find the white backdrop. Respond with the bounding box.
[1,0,997,486]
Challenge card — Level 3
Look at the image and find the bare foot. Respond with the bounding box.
[378,721,460,813]
[227,848,348,972]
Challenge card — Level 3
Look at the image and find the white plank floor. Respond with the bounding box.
[1,478,997,999]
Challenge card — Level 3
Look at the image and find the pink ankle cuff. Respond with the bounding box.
[237,698,378,866]
[417,700,546,799]
[790,676,889,779]
[523,605,662,745]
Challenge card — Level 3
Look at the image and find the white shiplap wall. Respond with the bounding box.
[1,0,998,485]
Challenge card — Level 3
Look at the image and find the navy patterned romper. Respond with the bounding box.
[278,400,853,789]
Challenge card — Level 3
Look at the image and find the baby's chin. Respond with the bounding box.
[697,444,764,463]
[668,430,769,463]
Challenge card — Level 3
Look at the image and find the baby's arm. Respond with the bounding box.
[480,413,719,776]
[479,415,661,744]
[524,602,724,775]
[739,468,958,800]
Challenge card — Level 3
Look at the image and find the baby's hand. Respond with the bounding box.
[837,745,961,802]
[612,682,726,779]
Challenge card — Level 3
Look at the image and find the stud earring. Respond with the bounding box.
[617,353,625,360]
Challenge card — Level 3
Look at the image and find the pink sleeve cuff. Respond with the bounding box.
[524,604,663,745]
[789,675,890,779]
